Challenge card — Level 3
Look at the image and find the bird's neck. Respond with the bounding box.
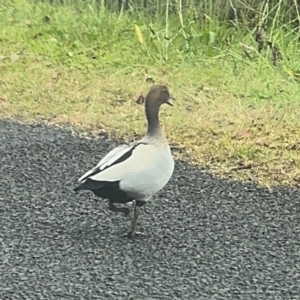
[146,102,162,137]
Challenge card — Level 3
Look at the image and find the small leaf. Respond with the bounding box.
[255,138,268,146]
[10,53,19,62]
[134,24,144,44]
[135,94,145,105]
[284,66,294,77]
[209,31,215,44]
[235,130,251,139]
[33,32,43,39]
[44,15,51,22]
[25,20,33,27]
[145,75,154,83]
[49,37,57,43]
[255,138,263,145]
[0,96,7,103]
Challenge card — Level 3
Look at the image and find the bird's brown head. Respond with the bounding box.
[144,85,175,136]
[145,85,175,108]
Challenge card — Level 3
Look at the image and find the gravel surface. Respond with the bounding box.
[1,119,300,299]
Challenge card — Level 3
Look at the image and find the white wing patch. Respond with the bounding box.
[97,144,134,171]
[89,143,151,183]
[78,142,141,183]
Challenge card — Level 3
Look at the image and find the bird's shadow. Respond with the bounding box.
[68,210,149,243]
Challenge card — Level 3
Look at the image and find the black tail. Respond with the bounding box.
[73,179,105,193]
[73,185,82,192]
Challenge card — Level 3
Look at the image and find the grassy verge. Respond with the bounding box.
[1,0,300,187]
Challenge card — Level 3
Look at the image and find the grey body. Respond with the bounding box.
[74,85,175,236]
[74,138,174,205]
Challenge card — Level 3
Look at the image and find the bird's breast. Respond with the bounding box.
[120,148,174,200]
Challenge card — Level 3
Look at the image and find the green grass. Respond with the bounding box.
[1,0,300,187]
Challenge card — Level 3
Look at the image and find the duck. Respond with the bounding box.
[73,85,175,237]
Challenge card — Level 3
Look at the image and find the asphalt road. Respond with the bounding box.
[1,119,300,299]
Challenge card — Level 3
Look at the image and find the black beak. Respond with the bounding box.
[167,94,175,106]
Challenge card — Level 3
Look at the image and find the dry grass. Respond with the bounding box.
[1,0,300,187]
[2,53,300,188]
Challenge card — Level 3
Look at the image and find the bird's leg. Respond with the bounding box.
[127,200,147,237]
[108,201,130,215]
[128,201,140,237]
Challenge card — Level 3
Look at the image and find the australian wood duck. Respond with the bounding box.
[74,85,175,236]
